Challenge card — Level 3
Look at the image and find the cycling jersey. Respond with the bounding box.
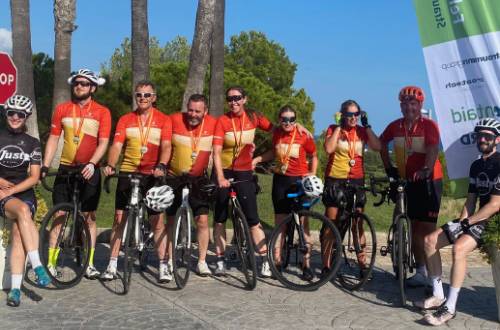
[50,100,112,166]
[168,112,216,176]
[324,125,368,179]
[468,152,500,208]
[213,111,273,171]
[0,130,41,200]
[380,117,443,180]
[272,127,316,176]
[113,108,172,174]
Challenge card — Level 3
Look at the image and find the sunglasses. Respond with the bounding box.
[280,116,296,124]
[343,112,360,118]
[6,110,27,119]
[73,80,92,87]
[226,95,244,103]
[477,132,496,142]
[135,92,156,99]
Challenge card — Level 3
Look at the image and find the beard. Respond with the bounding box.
[477,141,496,154]
[187,117,202,127]
[72,90,92,102]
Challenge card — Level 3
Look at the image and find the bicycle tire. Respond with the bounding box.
[232,206,257,290]
[38,202,90,288]
[338,212,377,291]
[396,214,408,307]
[268,210,342,291]
[172,206,192,289]
[122,209,137,294]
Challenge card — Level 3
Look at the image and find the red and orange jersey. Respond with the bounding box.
[50,100,112,166]
[113,108,172,174]
[168,112,216,176]
[324,125,368,179]
[272,127,316,177]
[213,111,273,171]
[380,117,443,180]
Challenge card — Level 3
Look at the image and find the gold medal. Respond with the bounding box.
[349,159,356,167]
[191,151,197,160]
[140,146,148,155]
[73,136,80,144]
[281,165,288,174]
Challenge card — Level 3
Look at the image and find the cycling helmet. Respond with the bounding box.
[474,118,500,137]
[399,86,425,103]
[67,69,106,86]
[4,95,33,116]
[145,185,174,212]
[302,175,324,198]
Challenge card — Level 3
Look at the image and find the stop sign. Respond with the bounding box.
[0,52,17,106]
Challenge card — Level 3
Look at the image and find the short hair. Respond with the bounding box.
[340,99,361,114]
[226,86,246,97]
[135,80,156,92]
[188,94,208,106]
[278,105,296,118]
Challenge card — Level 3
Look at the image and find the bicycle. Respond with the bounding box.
[267,181,342,291]
[103,172,151,294]
[333,180,377,291]
[37,168,91,288]
[372,176,415,307]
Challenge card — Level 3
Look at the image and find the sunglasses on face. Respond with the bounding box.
[226,95,244,103]
[6,110,27,119]
[135,92,155,99]
[477,132,496,142]
[73,80,92,87]
[280,116,296,124]
[343,112,360,118]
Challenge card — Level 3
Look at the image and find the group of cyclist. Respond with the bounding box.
[1,68,499,327]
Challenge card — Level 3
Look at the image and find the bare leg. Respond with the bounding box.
[250,223,267,255]
[109,210,126,258]
[412,220,436,269]
[150,213,167,261]
[214,222,226,257]
[273,213,287,264]
[195,215,209,263]
[9,222,26,276]
[322,206,339,269]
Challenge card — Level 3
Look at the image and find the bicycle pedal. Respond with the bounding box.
[380,246,388,256]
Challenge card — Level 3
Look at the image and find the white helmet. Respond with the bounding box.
[5,95,33,115]
[67,68,106,86]
[475,118,500,137]
[145,185,175,212]
[302,175,324,198]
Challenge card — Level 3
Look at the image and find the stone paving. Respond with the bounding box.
[1,243,499,330]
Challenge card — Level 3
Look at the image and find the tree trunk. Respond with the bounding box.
[10,0,39,139]
[209,0,224,117]
[182,0,216,111]
[52,0,77,168]
[131,0,149,109]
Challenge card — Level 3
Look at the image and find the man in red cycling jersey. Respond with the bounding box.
[380,86,443,287]
[42,69,111,279]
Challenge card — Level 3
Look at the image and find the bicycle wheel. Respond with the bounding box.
[139,221,154,271]
[39,203,90,288]
[172,206,192,289]
[395,214,408,306]
[268,210,341,291]
[232,206,257,290]
[121,209,137,294]
[338,212,377,291]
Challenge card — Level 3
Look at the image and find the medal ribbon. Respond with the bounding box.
[71,100,92,145]
[189,117,206,158]
[343,128,359,162]
[136,109,154,153]
[278,127,297,171]
[230,112,246,160]
[403,120,419,156]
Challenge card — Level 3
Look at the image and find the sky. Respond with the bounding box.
[0,1,432,135]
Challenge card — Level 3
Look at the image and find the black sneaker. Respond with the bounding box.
[321,267,331,278]
[360,267,373,281]
[302,267,314,281]
[423,305,456,326]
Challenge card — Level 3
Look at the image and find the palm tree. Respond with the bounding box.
[10,0,39,138]
[131,0,149,108]
[209,0,224,117]
[182,0,216,111]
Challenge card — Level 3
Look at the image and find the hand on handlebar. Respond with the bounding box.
[40,166,49,180]
[103,165,116,177]
[81,162,95,180]
[218,177,231,188]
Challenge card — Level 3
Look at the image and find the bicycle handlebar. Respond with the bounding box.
[40,167,84,193]
[103,172,150,194]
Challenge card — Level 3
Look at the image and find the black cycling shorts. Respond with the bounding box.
[442,220,487,246]
[322,177,366,209]
[115,174,161,216]
[213,169,261,227]
[406,179,442,223]
[166,176,210,217]
[272,174,302,214]
[52,165,101,212]
[0,191,36,218]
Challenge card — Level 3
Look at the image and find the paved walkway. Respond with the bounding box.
[1,243,499,329]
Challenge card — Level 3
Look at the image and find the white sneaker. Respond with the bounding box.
[100,265,117,280]
[260,260,272,278]
[85,265,100,279]
[214,261,227,277]
[47,265,58,277]
[158,263,173,283]
[196,262,212,277]
[414,295,446,310]
[407,272,430,287]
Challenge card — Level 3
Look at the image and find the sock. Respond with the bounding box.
[159,259,168,267]
[109,257,118,269]
[445,286,460,314]
[88,248,95,266]
[53,248,61,265]
[417,264,427,276]
[48,248,56,266]
[11,274,23,290]
[27,250,42,269]
[431,276,444,299]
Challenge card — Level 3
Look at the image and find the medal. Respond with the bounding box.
[189,117,205,163]
[191,151,197,160]
[137,110,154,158]
[73,136,80,144]
[349,159,356,167]
[345,128,359,168]
[277,127,297,176]
[72,101,92,147]
[140,146,148,155]
[281,165,287,174]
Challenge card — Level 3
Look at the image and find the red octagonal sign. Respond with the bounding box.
[0,52,17,106]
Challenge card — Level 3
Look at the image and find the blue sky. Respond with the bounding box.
[0,1,432,135]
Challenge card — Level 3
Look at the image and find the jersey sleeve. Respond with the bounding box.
[30,138,42,166]
[49,105,64,136]
[325,125,335,139]
[379,122,395,144]
[113,116,127,144]
[424,120,440,146]
[491,174,500,196]
[213,117,225,146]
[358,126,369,143]
[257,114,273,132]
[161,115,172,142]
[98,107,112,139]
[304,136,317,154]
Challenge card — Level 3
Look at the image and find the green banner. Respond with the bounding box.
[414,0,500,47]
